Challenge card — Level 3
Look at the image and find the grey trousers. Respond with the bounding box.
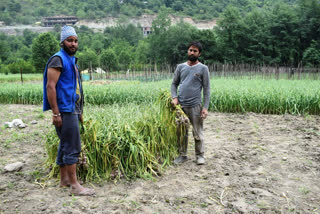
[177,104,204,158]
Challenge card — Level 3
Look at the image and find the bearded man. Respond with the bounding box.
[43,26,94,196]
[171,41,211,165]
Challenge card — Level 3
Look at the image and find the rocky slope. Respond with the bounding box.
[0,14,217,35]
[76,14,217,31]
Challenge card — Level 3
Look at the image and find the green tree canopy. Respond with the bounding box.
[105,23,143,46]
[8,60,35,74]
[0,40,10,62]
[32,33,59,73]
[303,40,320,66]
[134,40,150,64]
[100,49,118,72]
[241,9,271,64]
[215,6,245,63]
[77,48,99,72]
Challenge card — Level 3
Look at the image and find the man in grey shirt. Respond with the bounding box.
[171,41,210,165]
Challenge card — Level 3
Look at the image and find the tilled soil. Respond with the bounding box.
[0,104,319,214]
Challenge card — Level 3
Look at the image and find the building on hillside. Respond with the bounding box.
[42,16,78,27]
[141,26,152,37]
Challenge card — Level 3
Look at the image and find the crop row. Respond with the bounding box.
[0,74,43,83]
[1,79,320,115]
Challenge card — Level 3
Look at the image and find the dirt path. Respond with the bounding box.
[0,104,319,213]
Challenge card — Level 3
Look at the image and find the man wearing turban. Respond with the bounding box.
[43,26,94,196]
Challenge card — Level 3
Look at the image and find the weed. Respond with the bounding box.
[62,195,77,207]
[253,122,259,129]
[304,114,312,120]
[130,200,141,209]
[14,171,24,176]
[189,201,197,208]
[37,113,45,119]
[299,186,310,195]
[246,199,256,205]
[251,144,267,152]
[29,169,44,181]
[7,182,15,189]
[289,207,295,212]
[257,200,269,209]
[33,131,40,136]
[3,139,11,149]
[200,202,208,208]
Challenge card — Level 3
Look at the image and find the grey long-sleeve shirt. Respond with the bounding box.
[171,62,210,109]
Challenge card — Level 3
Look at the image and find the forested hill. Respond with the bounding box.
[1,0,296,25]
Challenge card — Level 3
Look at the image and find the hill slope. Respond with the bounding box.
[0,0,296,25]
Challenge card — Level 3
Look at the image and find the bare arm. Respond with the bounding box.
[46,67,62,127]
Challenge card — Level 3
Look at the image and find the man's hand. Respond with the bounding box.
[171,97,179,106]
[52,115,62,127]
[79,114,83,124]
[201,108,208,119]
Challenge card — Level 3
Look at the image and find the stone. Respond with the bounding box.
[30,120,38,124]
[4,119,27,128]
[4,162,24,172]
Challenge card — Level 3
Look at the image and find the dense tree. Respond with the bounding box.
[268,3,299,65]
[134,40,150,64]
[149,7,171,63]
[193,29,219,64]
[91,39,104,55]
[151,7,171,35]
[105,24,143,46]
[100,49,118,73]
[8,2,21,13]
[7,60,35,74]
[303,40,320,66]
[23,29,38,47]
[77,48,99,72]
[241,9,271,64]
[0,64,10,74]
[118,51,132,70]
[161,22,196,65]
[109,39,133,57]
[32,33,59,72]
[0,40,10,62]
[215,6,246,63]
[17,46,32,61]
[296,0,320,64]
[172,1,183,11]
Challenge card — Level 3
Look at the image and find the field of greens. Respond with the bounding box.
[0,73,43,83]
[1,78,320,115]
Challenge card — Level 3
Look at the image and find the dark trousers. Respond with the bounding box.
[55,113,81,166]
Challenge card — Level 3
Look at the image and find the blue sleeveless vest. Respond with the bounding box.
[43,48,80,112]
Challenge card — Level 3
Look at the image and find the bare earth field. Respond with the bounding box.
[0,104,319,214]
